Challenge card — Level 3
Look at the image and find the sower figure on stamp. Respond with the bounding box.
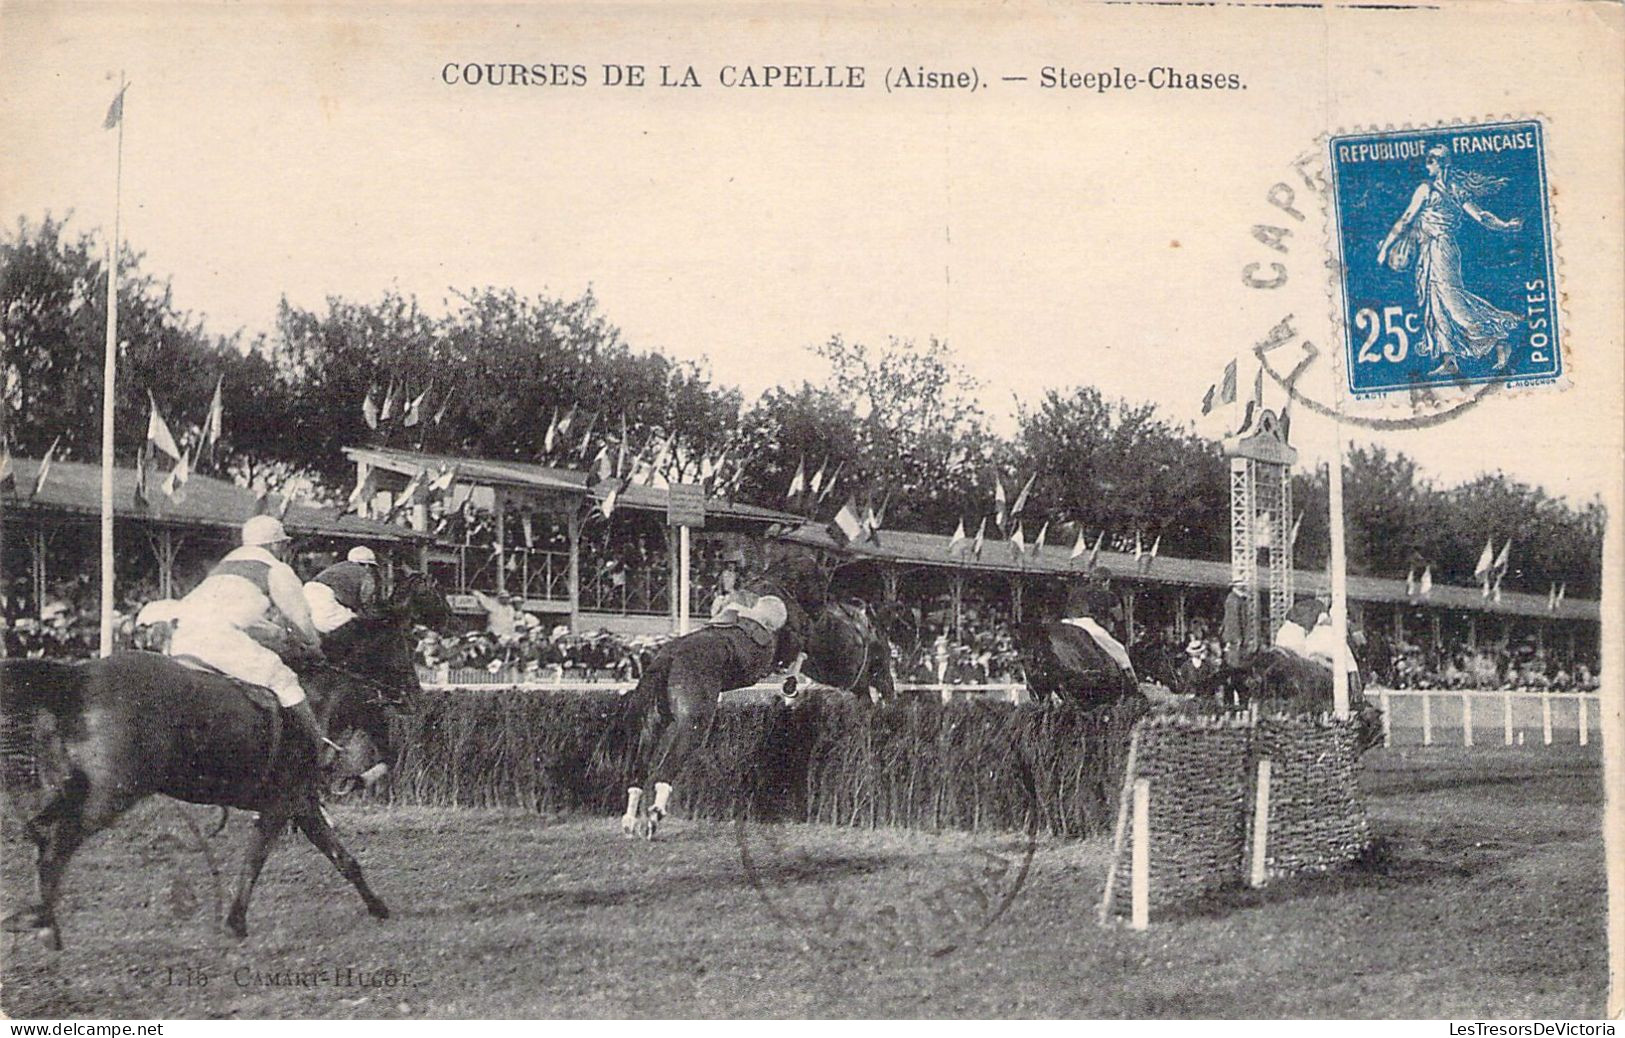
[305,545,384,636]
[167,515,334,766]
[1376,143,1524,377]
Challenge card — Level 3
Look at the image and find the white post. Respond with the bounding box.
[1379,689,1392,748]
[1579,695,1589,747]
[1542,694,1553,747]
[99,73,127,658]
[1249,759,1272,888]
[1461,693,1474,748]
[1504,691,1515,746]
[1326,423,1351,720]
[1422,692,1433,747]
[677,523,691,635]
[1131,779,1151,931]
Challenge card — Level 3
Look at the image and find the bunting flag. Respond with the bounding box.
[872,490,890,532]
[432,386,455,426]
[1087,530,1104,570]
[832,498,863,543]
[593,445,613,482]
[1010,522,1026,558]
[1200,359,1238,416]
[1473,537,1496,584]
[346,466,377,517]
[1420,565,1433,597]
[599,478,622,519]
[1070,526,1088,560]
[379,382,397,423]
[1555,582,1566,610]
[402,387,428,428]
[161,450,191,503]
[1407,568,1417,597]
[274,493,294,522]
[557,404,577,439]
[542,407,560,453]
[994,473,1008,530]
[147,392,182,460]
[199,377,224,457]
[428,464,458,495]
[1289,509,1304,548]
[1547,582,1558,612]
[520,514,534,549]
[817,461,844,503]
[1490,539,1511,603]
[616,414,629,475]
[132,442,152,512]
[576,411,598,458]
[1133,530,1143,563]
[1142,533,1160,571]
[362,386,380,430]
[104,84,129,130]
[1279,393,1293,445]
[972,516,987,558]
[809,457,828,497]
[1010,472,1037,518]
[31,436,60,499]
[1033,521,1049,554]
[948,518,967,554]
[786,457,806,502]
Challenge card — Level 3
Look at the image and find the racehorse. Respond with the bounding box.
[1194,647,1384,751]
[599,553,892,839]
[0,588,431,948]
[1014,619,1144,709]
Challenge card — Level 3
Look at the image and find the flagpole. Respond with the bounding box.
[99,72,126,658]
[1327,417,1351,720]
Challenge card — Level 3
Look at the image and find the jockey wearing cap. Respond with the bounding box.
[305,545,383,635]
[168,515,331,763]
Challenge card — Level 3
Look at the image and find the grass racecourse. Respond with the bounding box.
[0,744,1606,1018]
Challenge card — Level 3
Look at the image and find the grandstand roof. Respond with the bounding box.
[3,457,431,543]
[780,522,1599,622]
[344,446,804,526]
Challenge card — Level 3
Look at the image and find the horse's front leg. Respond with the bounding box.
[781,651,808,700]
[294,808,390,921]
[226,810,287,939]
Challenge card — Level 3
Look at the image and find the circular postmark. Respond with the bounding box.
[734,716,1040,962]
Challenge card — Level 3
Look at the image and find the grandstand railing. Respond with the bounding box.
[413,670,1602,749]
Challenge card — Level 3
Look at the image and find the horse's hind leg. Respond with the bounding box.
[293,809,389,922]
[8,772,134,949]
[641,678,716,841]
[226,810,286,939]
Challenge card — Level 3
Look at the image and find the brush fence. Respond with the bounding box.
[384,688,1143,838]
[1100,713,1369,926]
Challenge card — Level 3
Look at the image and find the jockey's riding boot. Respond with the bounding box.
[285,699,337,768]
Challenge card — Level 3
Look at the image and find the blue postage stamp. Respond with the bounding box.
[1329,119,1560,396]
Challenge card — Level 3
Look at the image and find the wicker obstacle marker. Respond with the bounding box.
[1099,712,1370,927]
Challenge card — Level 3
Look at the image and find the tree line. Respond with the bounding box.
[1,215,1605,596]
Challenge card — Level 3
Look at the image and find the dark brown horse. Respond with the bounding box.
[0,604,425,948]
[1194,647,1384,750]
[600,553,891,839]
[1014,620,1143,709]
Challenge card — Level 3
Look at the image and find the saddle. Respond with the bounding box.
[168,654,283,714]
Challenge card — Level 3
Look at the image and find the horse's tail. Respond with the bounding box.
[1,658,85,723]
[591,653,669,781]
[1,658,86,796]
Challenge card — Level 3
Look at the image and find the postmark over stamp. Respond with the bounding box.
[1328,119,1561,397]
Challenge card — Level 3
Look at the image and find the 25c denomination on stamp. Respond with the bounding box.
[1329,119,1561,397]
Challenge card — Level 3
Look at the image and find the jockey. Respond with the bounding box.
[707,588,788,647]
[305,545,383,635]
[168,515,331,763]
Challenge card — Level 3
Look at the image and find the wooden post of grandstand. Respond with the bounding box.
[1542,694,1553,746]
[1249,758,1272,887]
[1379,689,1392,747]
[678,524,691,635]
[1579,696,1589,747]
[1421,692,1433,746]
[1461,693,1473,747]
[1131,778,1151,931]
[1326,424,1351,720]
[493,487,507,594]
[1504,691,1515,745]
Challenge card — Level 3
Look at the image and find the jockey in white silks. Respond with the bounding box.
[305,545,382,634]
[168,515,331,762]
[1060,573,1136,680]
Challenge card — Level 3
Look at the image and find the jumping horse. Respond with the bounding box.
[0,573,444,948]
[600,553,893,839]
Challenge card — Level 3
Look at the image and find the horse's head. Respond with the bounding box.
[750,554,831,614]
[313,616,425,792]
[389,568,456,632]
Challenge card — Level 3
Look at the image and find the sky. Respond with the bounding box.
[2,2,1620,506]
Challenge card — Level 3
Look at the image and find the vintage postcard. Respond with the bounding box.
[1,0,1621,1024]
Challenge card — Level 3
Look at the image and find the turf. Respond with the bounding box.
[0,745,1605,1018]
